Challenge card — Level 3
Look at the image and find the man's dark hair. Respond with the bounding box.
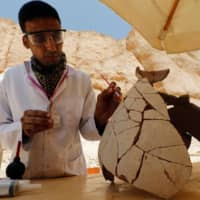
[18,0,61,33]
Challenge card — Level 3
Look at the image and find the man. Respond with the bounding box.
[0,1,121,178]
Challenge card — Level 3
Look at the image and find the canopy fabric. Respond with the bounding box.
[100,0,200,53]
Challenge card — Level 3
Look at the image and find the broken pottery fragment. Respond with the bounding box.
[98,67,192,199]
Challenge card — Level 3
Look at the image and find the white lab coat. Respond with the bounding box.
[0,61,100,178]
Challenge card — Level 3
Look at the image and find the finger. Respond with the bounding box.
[115,86,121,92]
[23,123,53,135]
[97,88,112,100]
[114,91,122,98]
[101,81,116,94]
[23,121,53,130]
[99,83,121,100]
[109,81,116,89]
[22,116,53,125]
[105,85,117,95]
[112,93,122,105]
[24,110,50,117]
[21,116,54,134]
[114,87,121,96]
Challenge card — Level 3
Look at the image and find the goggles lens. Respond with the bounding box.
[25,29,66,46]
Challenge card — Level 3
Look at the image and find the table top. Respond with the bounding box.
[3,163,200,200]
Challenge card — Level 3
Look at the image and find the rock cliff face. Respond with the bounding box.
[127,30,200,100]
[0,18,136,95]
[1,18,200,102]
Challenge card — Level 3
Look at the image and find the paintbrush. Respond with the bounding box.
[99,73,121,97]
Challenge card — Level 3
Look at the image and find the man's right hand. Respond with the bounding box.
[21,110,53,137]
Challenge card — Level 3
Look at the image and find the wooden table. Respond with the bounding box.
[3,163,200,200]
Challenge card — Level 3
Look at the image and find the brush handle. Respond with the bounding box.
[100,73,110,85]
[99,72,121,97]
[16,141,21,157]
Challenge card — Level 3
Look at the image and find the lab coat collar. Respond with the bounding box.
[24,61,74,102]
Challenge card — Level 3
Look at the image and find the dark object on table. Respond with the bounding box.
[102,165,114,182]
[6,141,25,179]
[160,92,200,148]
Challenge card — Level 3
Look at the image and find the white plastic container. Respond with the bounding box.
[0,179,41,197]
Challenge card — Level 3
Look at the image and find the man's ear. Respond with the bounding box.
[22,35,30,49]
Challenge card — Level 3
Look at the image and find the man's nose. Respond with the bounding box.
[44,36,57,51]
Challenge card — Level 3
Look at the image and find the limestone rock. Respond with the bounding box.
[98,68,192,199]
[126,29,200,100]
[2,18,200,104]
[0,19,138,95]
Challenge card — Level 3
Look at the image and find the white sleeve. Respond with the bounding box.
[79,76,100,141]
[0,75,22,151]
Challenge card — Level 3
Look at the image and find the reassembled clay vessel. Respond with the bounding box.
[98,67,192,199]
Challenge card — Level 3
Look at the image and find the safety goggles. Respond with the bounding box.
[24,29,66,46]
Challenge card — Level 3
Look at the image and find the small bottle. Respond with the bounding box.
[0,180,41,197]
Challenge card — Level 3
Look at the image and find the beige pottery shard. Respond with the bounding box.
[98,67,192,199]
